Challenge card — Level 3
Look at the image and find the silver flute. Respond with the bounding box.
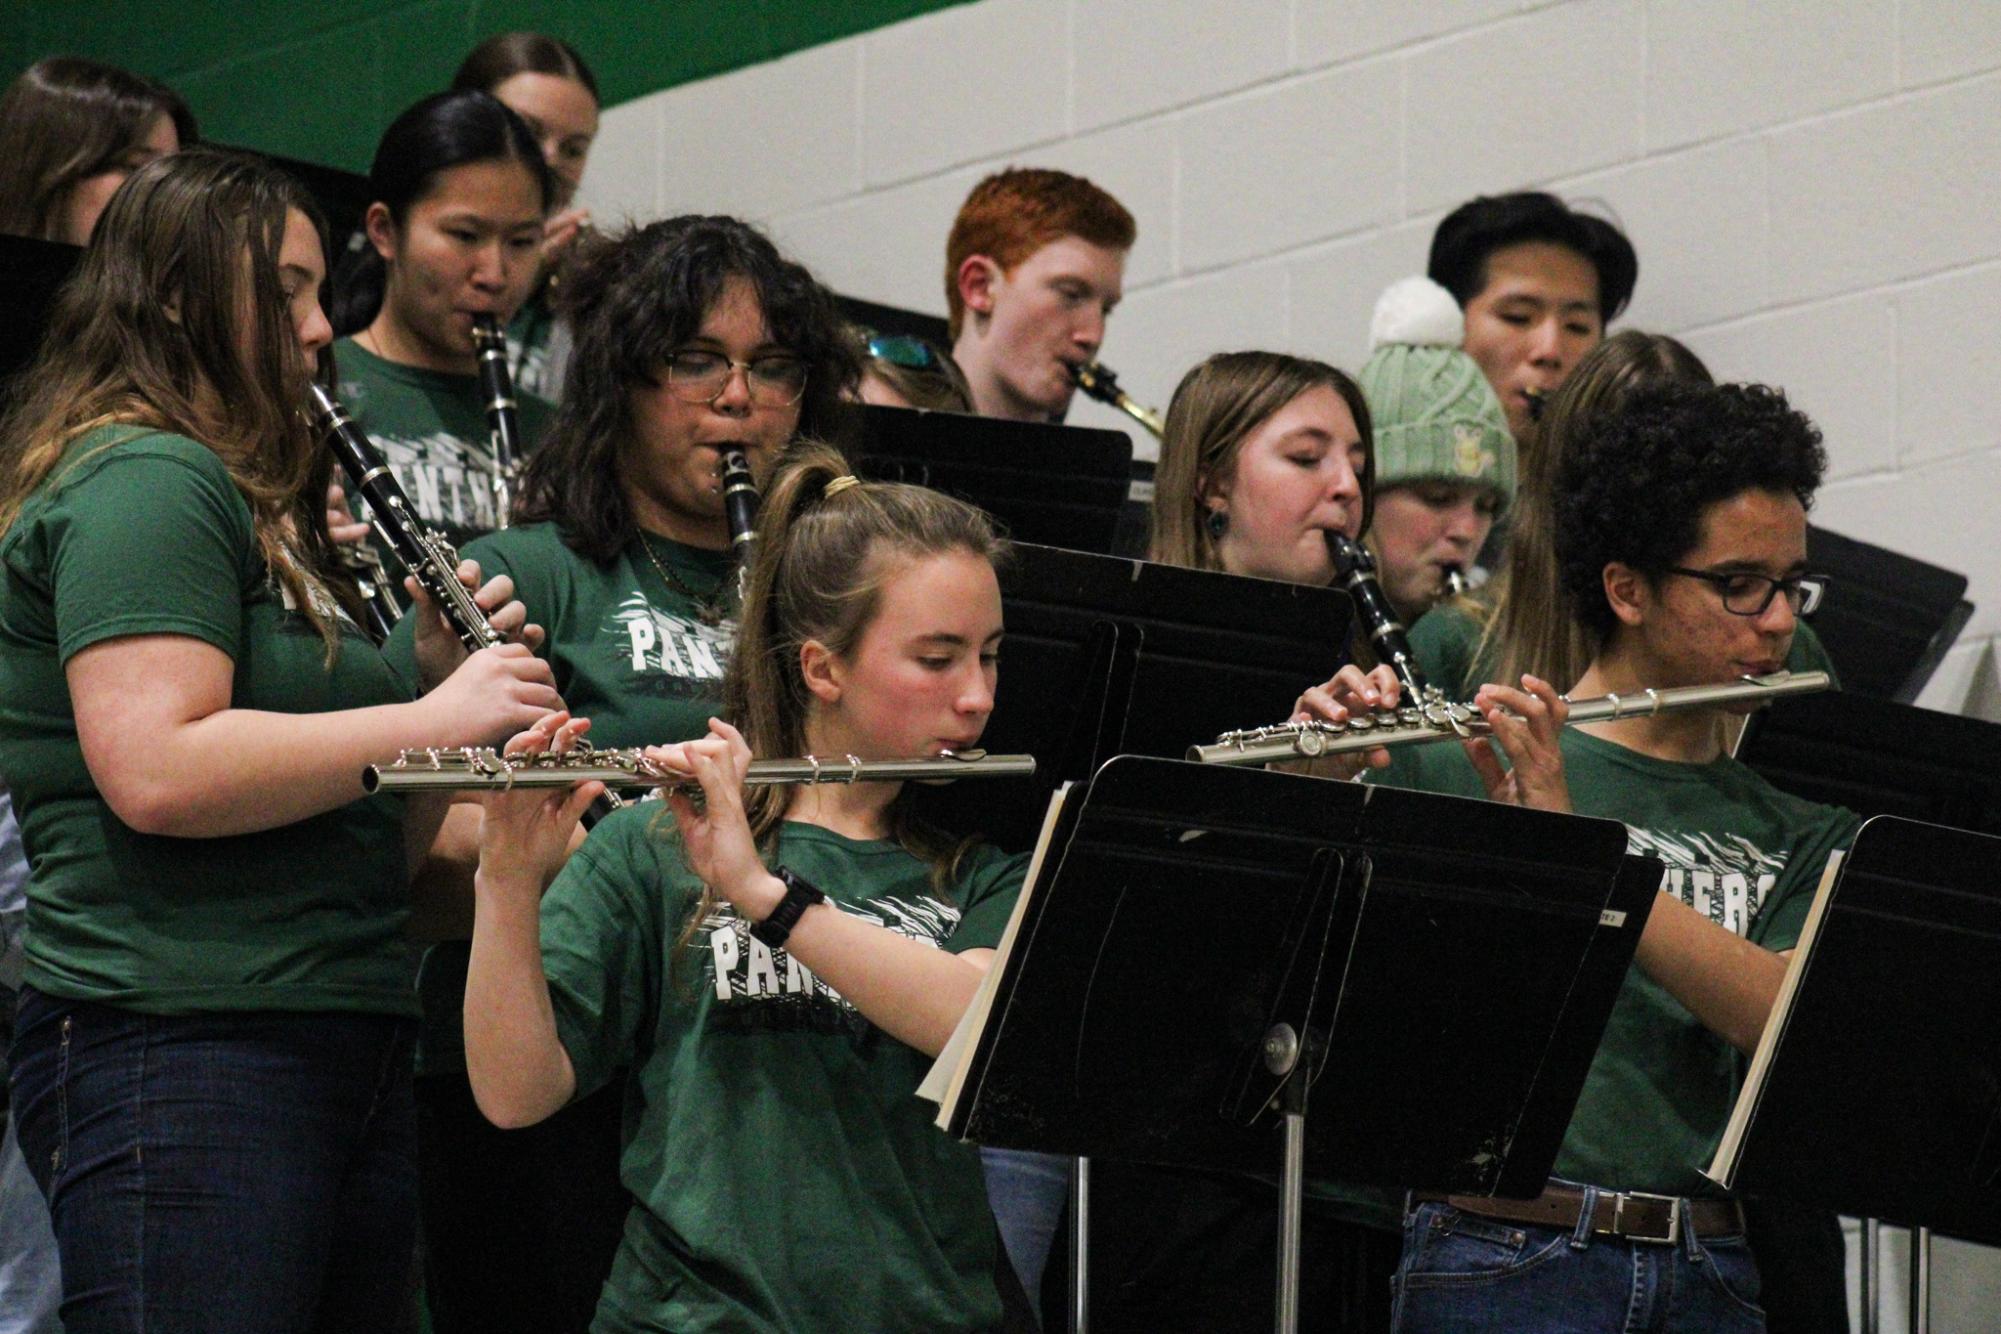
[1189,671,1831,767]
[364,744,1035,795]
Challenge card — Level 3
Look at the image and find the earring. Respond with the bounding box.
[1205,508,1229,540]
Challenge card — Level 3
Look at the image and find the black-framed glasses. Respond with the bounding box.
[1663,566,1829,617]
[865,333,942,371]
[662,350,809,407]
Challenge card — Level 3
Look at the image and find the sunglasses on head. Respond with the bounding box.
[866,333,942,371]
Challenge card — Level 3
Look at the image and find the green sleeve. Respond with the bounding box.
[381,607,420,696]
[48,441,252,663]
[540,812,671,1101]
[1786,620,1841,690]
[944,848,1029,953]
[1408,604,1484,700]
[1752,806,1861,951]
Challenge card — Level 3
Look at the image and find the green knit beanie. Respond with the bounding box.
[1358,276,1517,513]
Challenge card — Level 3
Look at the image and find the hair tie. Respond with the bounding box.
[822,475,861,498]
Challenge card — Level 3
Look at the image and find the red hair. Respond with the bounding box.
[944,167,1135,338]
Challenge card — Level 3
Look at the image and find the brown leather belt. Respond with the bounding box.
[1412,1184,1744,1246]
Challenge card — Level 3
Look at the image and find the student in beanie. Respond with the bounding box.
[1359,275,1516,624]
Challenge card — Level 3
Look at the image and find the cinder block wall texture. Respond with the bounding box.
[580,0,2001,723]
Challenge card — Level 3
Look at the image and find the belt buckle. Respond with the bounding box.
[1612,1191,1682,1245]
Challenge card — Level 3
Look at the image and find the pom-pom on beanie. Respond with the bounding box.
[1358,276,1516,511]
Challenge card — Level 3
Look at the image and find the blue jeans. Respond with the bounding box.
[1391,1196,1766,1333]
[8,987,418,1334]
[981,1147,1071,1305]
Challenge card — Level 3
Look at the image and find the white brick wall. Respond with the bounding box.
[582,0,2001,727]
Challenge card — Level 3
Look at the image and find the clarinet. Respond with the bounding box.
[311,383,501,654]
[1326,533,1431,705]
[312,382,624,826]
[343,543,404,644]
[720,449,759,604]
[471,314,521,530]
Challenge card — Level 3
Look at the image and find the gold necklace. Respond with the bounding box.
[637,533,727,626]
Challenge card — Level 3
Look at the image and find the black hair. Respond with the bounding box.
[1428,191,1638,323]
[516,214,862,560]
[454,31,600,100]
[1554,381,1826,640]
[330,90,553,334]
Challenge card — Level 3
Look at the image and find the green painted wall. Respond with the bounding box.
[3,1,974,173]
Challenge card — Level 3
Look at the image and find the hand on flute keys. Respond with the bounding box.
[1460,675,1571,813]
[477,711,605,901]
[409,557,546,690]
[648,720,786,923]
[1283,663,1404,778]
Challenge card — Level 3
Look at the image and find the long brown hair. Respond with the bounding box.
[1473,329,1713,693]
[0,147,350,650]
[1150,350,1375,572]
[0,57,197,242]
[671,442,1009,961]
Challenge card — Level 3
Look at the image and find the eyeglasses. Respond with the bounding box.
[1663,567,1829,617]
[662,350,808,407]
[865,333,942,371]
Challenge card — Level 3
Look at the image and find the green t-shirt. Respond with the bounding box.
[0,428,416,1015]
[508,285,565,401]
[334,335,556,555]
[542,812,1024,1333]
[457,522,734,746]
[1369,728,1857,1198]
[1408,600,1841,700]
[385,521,737,1070]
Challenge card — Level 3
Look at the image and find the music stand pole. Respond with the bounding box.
[1909,1226,1931,1334]
[1068,1157,1090,1334]
[1268,1023,1311,1334]
[1859,1218,1879,1334]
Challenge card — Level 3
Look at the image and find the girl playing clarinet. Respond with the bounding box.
[0,147,557,1331]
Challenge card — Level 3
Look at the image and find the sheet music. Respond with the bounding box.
[919,782,1076,1118]
[1705,846,1847,1187]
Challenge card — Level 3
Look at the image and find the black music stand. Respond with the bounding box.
[854,404,1133,554]
[933,756,1659,1333]
[1706,816,2001,1331]
[1739,690,2001,837]
[1806,525,1972,703]
[907,543,1352,854]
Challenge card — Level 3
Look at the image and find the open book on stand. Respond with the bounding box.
[1706,815,2001,1245]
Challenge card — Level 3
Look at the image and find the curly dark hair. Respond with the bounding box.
[516,214,861,561]
[1554,381,1826,641]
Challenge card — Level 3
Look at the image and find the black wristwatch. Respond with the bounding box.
[751,866,827,949]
